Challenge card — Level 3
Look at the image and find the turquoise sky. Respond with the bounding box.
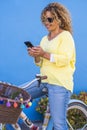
[0,0,87,93]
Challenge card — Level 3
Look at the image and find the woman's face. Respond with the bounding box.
[42,11,59,32]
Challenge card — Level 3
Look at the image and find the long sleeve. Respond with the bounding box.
[52,32,75,68]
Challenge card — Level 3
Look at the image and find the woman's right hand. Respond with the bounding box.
[27,47,41,63]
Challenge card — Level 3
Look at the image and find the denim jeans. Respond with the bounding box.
[22,81,71,130]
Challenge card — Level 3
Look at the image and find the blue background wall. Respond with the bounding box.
[0,0,87,94]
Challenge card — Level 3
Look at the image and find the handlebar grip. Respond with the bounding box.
[41,75,47,80]
[36,74,47,80]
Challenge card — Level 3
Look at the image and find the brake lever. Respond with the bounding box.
[35,74,47,87]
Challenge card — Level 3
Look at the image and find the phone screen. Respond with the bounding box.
[24,41,34,48]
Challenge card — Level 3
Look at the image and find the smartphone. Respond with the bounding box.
[24,41,34,48]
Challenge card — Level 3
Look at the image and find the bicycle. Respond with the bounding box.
[0,75,87,130]
[19,75,87,130]
[21,75,87,130]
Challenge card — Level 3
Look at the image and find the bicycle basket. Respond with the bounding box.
[0,82,31,124]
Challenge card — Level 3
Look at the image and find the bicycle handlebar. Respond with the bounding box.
[20,74,47,89]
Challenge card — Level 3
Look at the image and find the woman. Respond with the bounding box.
[14,2,76,130]
[27,2,76,130]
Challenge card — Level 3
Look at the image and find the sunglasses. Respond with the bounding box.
[42,17,54,23]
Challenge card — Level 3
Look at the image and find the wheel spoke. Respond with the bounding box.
[67,119,74,130]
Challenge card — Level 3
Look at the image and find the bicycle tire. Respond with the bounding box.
[67,100,87,130]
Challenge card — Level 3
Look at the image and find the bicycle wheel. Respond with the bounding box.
[67,99,87,130]
[47,99,87,130]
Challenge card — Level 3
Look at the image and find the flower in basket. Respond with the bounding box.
[36,97,48,114]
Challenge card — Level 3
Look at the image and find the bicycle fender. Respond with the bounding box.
[68,99,87,107]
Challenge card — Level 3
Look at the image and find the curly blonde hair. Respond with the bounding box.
[41,2,72,34]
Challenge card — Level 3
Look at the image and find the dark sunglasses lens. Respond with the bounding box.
[47,18,54,23]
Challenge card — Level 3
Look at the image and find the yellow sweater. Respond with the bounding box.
[36,31,76,92]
